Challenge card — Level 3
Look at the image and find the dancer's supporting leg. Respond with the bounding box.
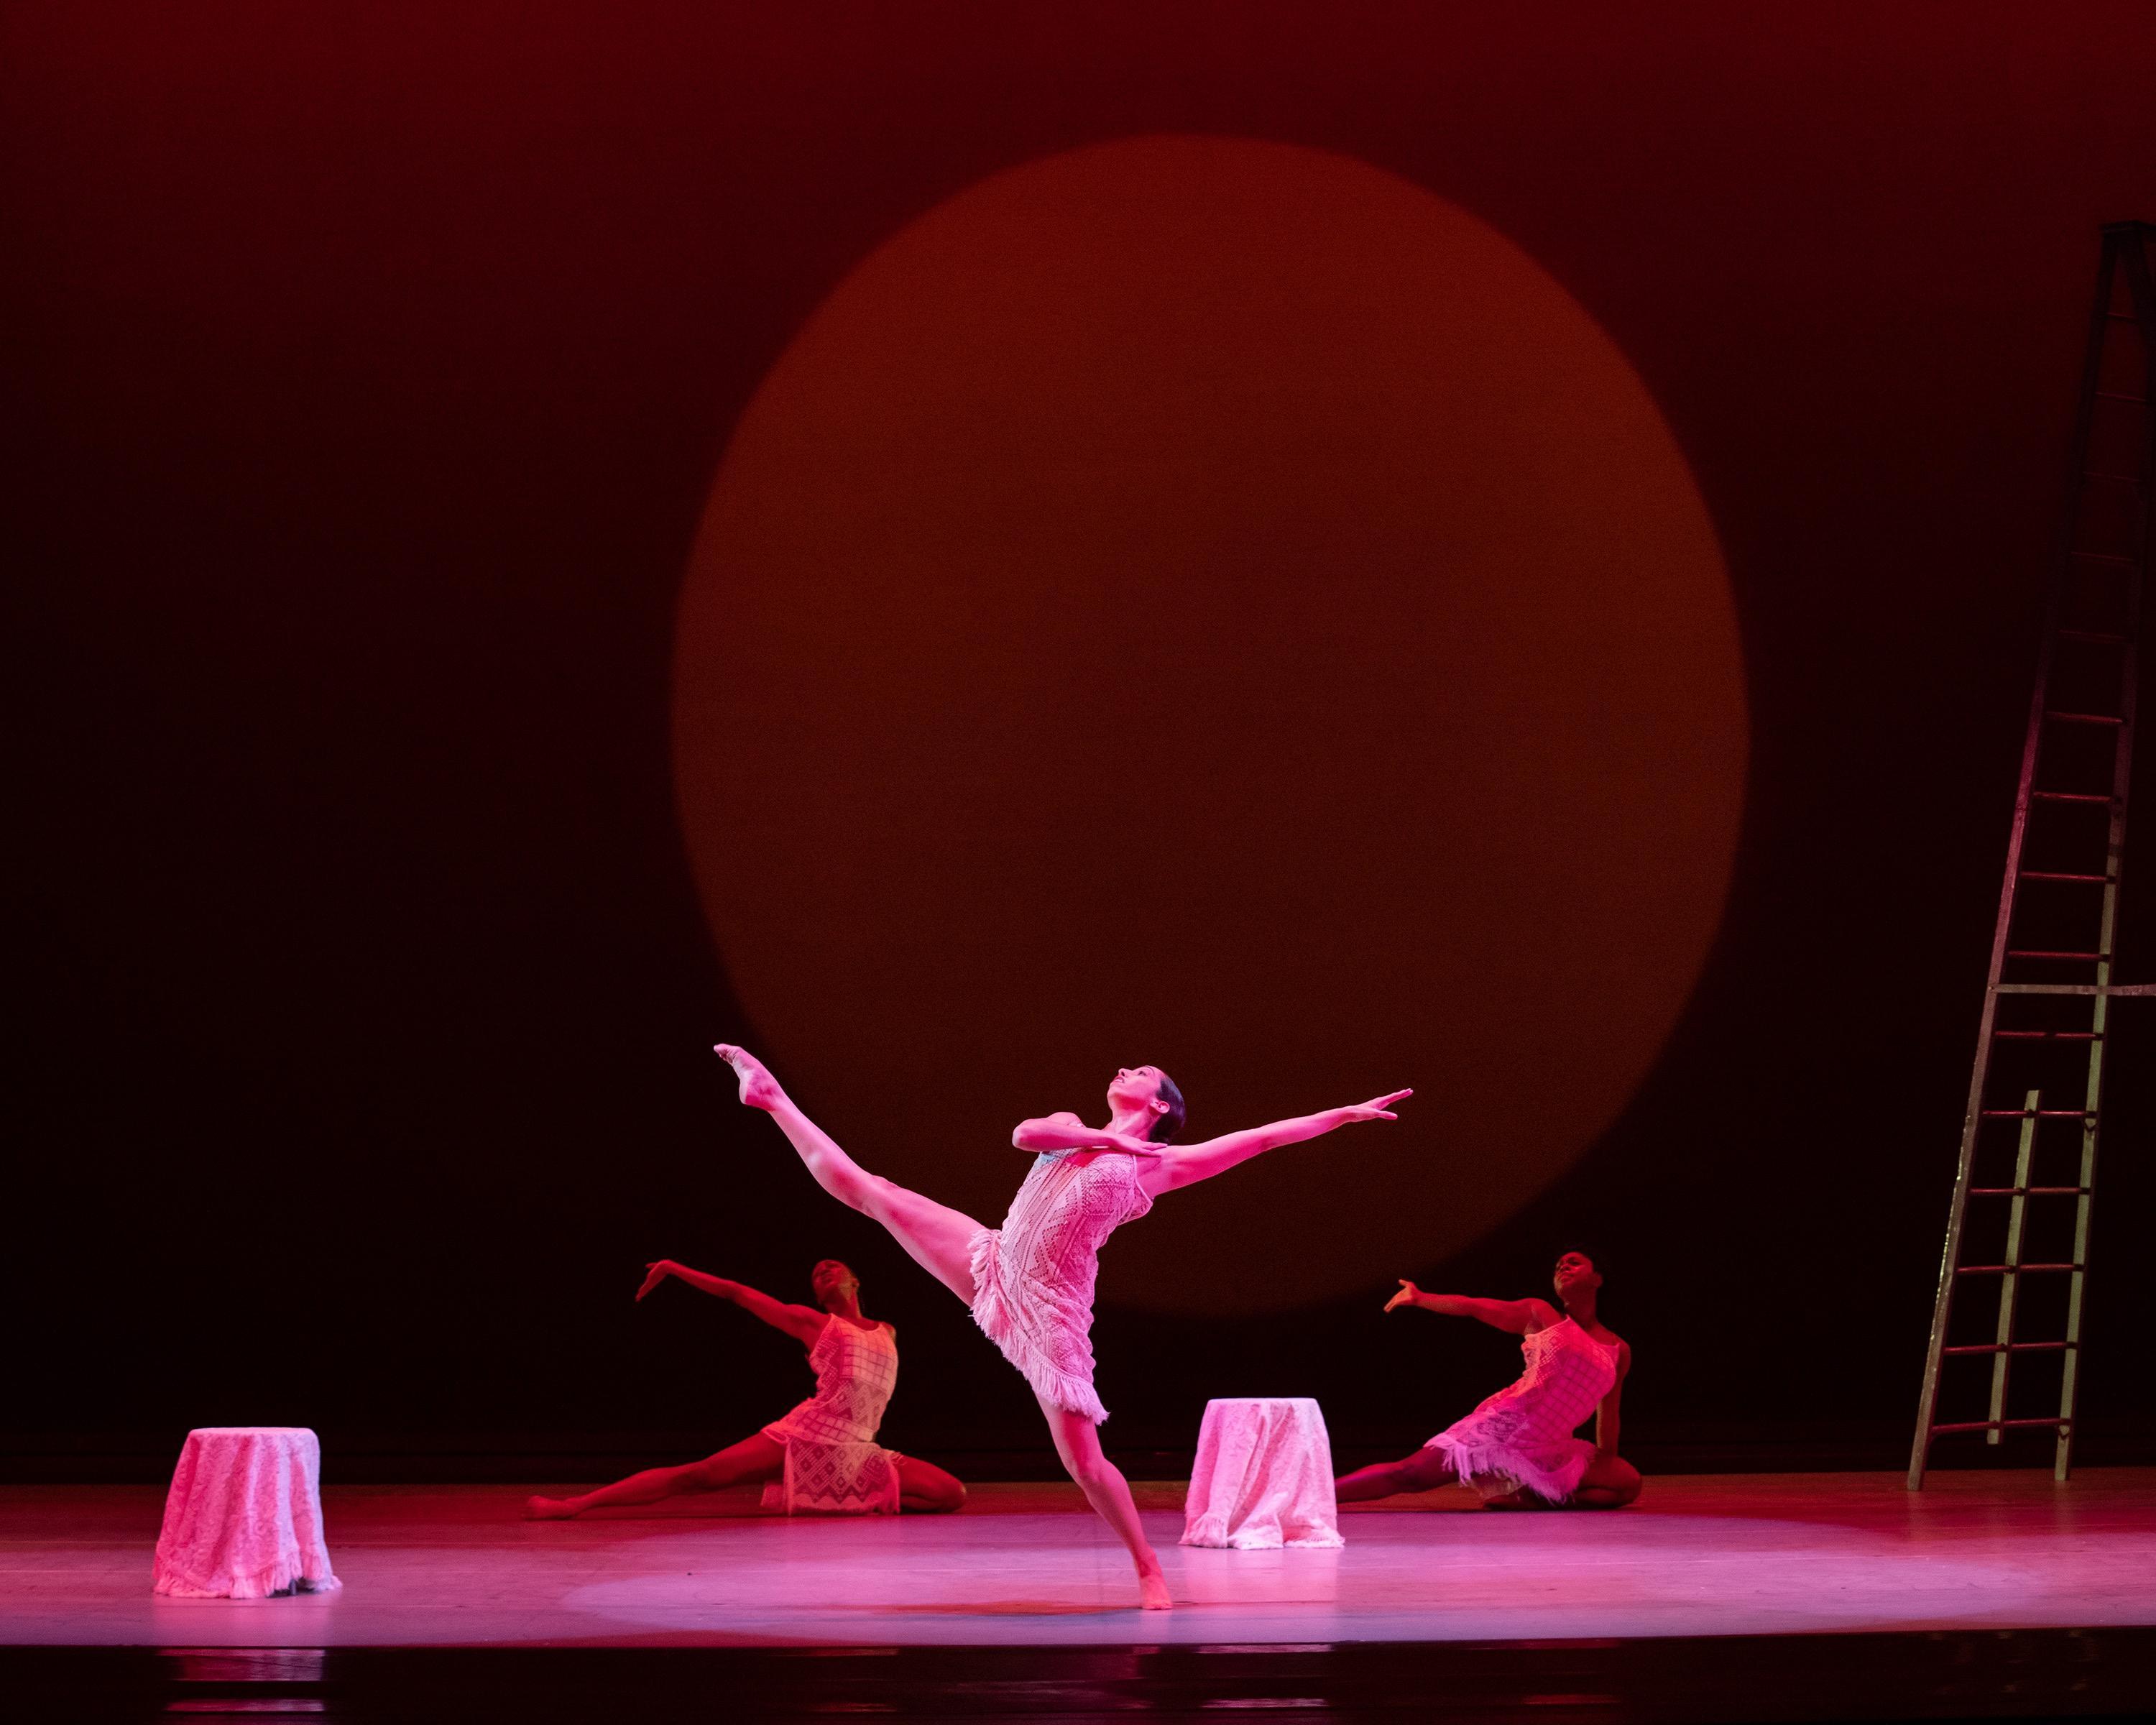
[717,1044,980,1301]
[525,1434,786,1518]
[1038,1396,1171,1610]
[1332,1446,1457,1503]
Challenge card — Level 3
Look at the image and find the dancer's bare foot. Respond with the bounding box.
[713,1044,785,1110]
[1138,1565,1173,1611]
[522,1494,581,1520]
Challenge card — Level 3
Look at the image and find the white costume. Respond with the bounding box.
[1426,1317,1618,1503]
[760,1316,905,1514]
[968,1149,1153,1425]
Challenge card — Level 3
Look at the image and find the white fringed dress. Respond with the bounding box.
[1426,1317,1619,1503]
[968,1149,1153,1425]
[759,1316,905,1514]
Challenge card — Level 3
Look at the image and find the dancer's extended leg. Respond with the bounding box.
[523,1434,785,1519]
[717,1045,980,1302]
[1332,1446,1457,1503]
[1038,1396,1171,1610]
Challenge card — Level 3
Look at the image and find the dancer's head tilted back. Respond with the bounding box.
[1107,1064,1185,1143]
[1552,1250,1602,1307]
[810,1259,862,1314]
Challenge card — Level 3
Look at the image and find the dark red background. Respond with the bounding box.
[7,1,2156,1480]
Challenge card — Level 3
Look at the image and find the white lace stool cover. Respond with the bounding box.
[153,1427,341,1598]
[1181,1397,1344,1550]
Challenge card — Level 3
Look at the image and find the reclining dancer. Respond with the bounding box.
[714,1044,1409,1610]
[524,1257,965,1518]
[1334,1251,1640,1510]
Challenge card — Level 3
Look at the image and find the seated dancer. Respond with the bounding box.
[1335,1251,1640,1510]
[524,1257,965,1519]
[715,1044,1409,1610]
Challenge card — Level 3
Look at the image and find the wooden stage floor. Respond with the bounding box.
[6,1471,2154,1720]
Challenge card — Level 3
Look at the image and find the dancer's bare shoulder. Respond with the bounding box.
[1520,1298,1565,1331]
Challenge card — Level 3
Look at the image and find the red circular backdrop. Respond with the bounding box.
[674,137,1746,1315]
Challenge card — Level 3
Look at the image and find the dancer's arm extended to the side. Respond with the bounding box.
[1383,1279,1560,1334]
[1594,1343,1632,1455]
[636,1260,826,1348]
[1135,1090,1410,1195]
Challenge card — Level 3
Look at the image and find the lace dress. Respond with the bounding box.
[1425,1317,1619,1503]
[969,1149,1154,1425]
[759,1317,905,1514]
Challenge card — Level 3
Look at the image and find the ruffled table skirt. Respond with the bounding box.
[153,1427,341,1599]
[1181,1397,1344,1550]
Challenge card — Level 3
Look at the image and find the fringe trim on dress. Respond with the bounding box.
[1427,1432,1594,1504]
[967,1225,1111,1425]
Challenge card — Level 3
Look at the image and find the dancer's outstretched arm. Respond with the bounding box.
[1382,1279,1558,1334]
[1137,1090,1409,1195]
[637,1259,825,1348]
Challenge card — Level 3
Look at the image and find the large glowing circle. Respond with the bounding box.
[674,137,1745,1315]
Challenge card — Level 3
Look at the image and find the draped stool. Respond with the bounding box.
[153,1427,341,1598]
[1181,1397,1345,1549]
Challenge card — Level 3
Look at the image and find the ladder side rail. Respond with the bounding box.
[1911,233,2128,1489]
[1985,1089,2041,1440]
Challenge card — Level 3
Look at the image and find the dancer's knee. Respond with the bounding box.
[1577,1457,1641,1508]
[673,1459,732,1493]
[1387,1449,1454,1494]
[903,1468,967,1514]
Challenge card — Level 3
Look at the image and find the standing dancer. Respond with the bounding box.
[714,1045,1409,1609]
[524,1257,965,1519]
[1334,1251,1639,1509]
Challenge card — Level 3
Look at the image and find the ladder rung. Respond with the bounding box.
[1955,1262,2083,1275]
[2096,390,2151,403]
[2042,710,2124,726]
[2004,949,2108,961]
[2068,549,2137,567]
[2082,470,2147,484]
[1968,1185,2093,1196]
[1942,1342,2078,1356]
[1977,1108,2093,1118]
[2055,629,2132,645]
[2016,870,2112,883]
[1990,1030,2101,1040]
[2029,790,2116,805]
[1995,982,2156,994]
[1930,1417,2072,1435]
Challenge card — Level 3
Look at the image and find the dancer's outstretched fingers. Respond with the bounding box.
[1348,1088,1412,1121]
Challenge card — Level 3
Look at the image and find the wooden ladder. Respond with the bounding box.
[1909,222,2156,1488]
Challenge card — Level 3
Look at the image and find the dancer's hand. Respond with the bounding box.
[1385,1279,1424,1313]
[636,1261,677,1300]
[1344,1089,1411,1123]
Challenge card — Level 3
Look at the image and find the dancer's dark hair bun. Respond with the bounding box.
[1148,1072,1187,1144]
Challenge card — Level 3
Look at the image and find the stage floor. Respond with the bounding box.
[4,1469,2152,1650]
